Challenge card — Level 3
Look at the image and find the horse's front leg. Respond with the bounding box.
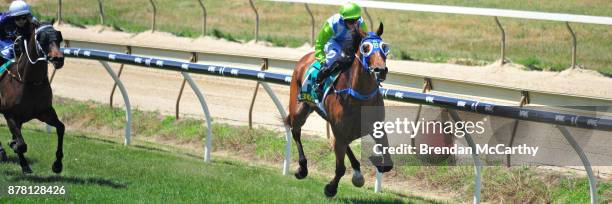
[37,107,65,174]
[369,131,394,173]
[324,141,347,197]
[346,146,364,187]
[0,141,7,162]
[6,116,32,173]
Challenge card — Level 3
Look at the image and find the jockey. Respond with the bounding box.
[313,2,368,93]
[0,0,38,63]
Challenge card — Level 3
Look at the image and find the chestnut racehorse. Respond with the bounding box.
[0,21,65,174]
[285,23,392,197]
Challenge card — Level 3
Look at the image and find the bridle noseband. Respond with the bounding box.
[359,32,389,74]
[25,24,55,64]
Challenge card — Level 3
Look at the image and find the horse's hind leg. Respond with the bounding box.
[37,107,65,174]
[5,117,31,173]
[324,139,347,197]
[346,146,364,187]
[286,102,312,179]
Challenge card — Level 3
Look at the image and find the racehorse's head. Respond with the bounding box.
[35,22,64,69]
[356,22,389,82]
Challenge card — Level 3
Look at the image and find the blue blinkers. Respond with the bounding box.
[359,32,390,72]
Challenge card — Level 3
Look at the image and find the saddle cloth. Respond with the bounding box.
[298,61,340,106]
[0,60,12,76]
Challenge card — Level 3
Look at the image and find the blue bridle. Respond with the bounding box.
[333,32,389,101]
[359,32,389,72]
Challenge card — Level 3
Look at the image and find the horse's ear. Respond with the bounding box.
[376,22,384,36]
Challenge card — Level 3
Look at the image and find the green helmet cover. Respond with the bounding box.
[339,2,361,20]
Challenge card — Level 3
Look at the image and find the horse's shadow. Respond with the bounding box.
[339,197,406,204]
[338,193,442,204]
[2,170,127,189]
[1,155,39,165]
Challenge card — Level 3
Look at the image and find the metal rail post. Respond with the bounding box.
[304,3,315,45]
[249,0,259,42]
[110,46,131,108]
[377,78,433,193]
[197,0,207,36]
[57,0,62,25]
[248,58,268,129]
[375,169,382,192]
[260,82,292,175]
[364,7,374,31]
[377,78,435,193]
[97,0,105,25]
[448,110,482,204]
[379,77,433,194]
[494,17,506,65]
[175,52,197,119]
[248,83,260,129]
[149,0,157,32]
[174,52,198,120]
[565,22,577,69]
[99,61,132,145]
[181,72,214,162]
[176,80,187,119]
[506,91,529,167]
[557,126,597,204]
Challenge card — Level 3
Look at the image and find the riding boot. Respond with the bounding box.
[314,61,342,97]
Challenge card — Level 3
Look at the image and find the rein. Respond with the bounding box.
[4,25,53,84]
[26,24,53,64]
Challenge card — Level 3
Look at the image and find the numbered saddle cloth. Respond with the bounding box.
[297,60,340,106]
[0,60,12,76]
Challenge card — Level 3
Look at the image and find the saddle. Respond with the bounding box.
[298,61,341,113]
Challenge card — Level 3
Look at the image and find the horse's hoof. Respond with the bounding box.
[324,184,338,197]
[294,167,308,179]
[52,161,63,174]
[22,165,33,174]
[351,173,365,188]
[0,149,7,162]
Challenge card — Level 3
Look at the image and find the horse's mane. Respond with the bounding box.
[351,29,365,55]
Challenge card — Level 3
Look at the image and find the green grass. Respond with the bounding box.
[31,97,610,203]
[5,0,609,73]
[0,127,430,203]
